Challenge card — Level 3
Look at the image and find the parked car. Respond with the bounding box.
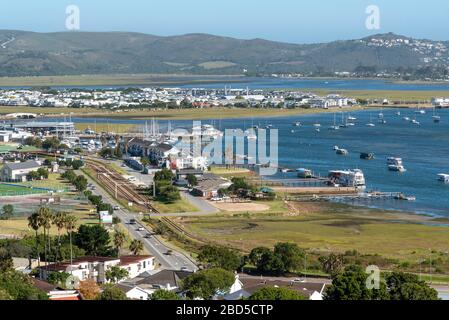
[113,205,120,211]
[137,227,145,232]
[166,250,173,255]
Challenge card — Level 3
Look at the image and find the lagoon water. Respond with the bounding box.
[4,78,449,91]
[50,108,449,217]
[178,77,449,91]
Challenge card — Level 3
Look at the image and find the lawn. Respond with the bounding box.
[75,122,139,134]
[209,167,254,178]
[0,203,98,237]
[152,198,198,214]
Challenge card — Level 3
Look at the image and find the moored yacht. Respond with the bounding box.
[328,169,366,189]
[387,157,406,172]
[437,174,449,183]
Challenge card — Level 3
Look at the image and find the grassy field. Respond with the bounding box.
[75,122,139,133]
[0,202,97,237]
[152,198,198,214]
[209,167,254,178]
[0,144,40,153]
[1,105,369,120]
[177,201,449,263]
[0,74,245,87]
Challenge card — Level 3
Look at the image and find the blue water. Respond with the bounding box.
[47,108,449,217]
[178,78,449,91]
[3,78,449,91]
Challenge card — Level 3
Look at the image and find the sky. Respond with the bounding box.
[0,0,448,43]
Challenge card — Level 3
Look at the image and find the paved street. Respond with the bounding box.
[81,171,198,272]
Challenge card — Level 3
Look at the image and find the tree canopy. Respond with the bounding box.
[198,245,243,272]
[150,289,180,300]
[74,225,113,256]
[249,287,306,300]
[182,268,235,300]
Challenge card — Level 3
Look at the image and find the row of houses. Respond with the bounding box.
[38,255,157,284]
[117,271,326,300]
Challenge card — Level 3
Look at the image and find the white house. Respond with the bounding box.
[0,160,41,182]
[223,277,327,300]
[38,255,156,284]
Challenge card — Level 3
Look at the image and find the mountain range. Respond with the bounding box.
[0,30,448,77]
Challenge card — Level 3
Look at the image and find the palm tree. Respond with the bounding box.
[113,230,127,257]
[27,212,41,267]
[64,215,78,273]
[37,207,52,266]
[52,212,67,262]
[129,240,144,255]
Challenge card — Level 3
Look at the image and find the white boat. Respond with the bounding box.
[411,119,420,125]
[432,108,441,123]
[313,123,321,127]
[336,148,349,155]
[297,168,313,178]
[347,115,357,121]
[315,128,320,132]
[333,145,340,150]
[387,157,406,172]
[403,117,410,121]
[396,111,401,116]
[329,113,340,130]
[328,169,366,189]
[293,122,301,127]
[437,174,449,183]
[366,114,375,127]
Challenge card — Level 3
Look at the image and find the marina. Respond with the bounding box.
[37,106,449,216]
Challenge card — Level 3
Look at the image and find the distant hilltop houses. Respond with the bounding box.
[0,87,358,110]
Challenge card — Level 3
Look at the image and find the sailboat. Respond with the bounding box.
[432,107,441,123]
[366,114,376,127]
[329,113,340,130]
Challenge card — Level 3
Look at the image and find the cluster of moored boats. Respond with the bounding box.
[289,107,441,133]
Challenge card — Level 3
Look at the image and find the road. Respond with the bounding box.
[81,170,198,272]
[105,159,220,216]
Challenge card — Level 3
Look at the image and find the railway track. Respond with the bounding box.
[160,217,206,244]
[85,158,159,213]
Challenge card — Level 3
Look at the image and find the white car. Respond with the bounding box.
[210,197,223,202]
[137,227,145,232]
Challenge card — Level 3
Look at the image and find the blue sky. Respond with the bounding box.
[1,0,448,43]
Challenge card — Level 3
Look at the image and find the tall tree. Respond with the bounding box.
[52,212,67,262]
[129,240,144,256]
[113,230,127,257]
[319,253,344,277]
[64,215,78,271]
[74,224,112,256]
[37,207,53,266]
[27,212,41,267]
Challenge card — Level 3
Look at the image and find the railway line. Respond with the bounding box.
[84,158,159,213]
[160,217,206,244]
